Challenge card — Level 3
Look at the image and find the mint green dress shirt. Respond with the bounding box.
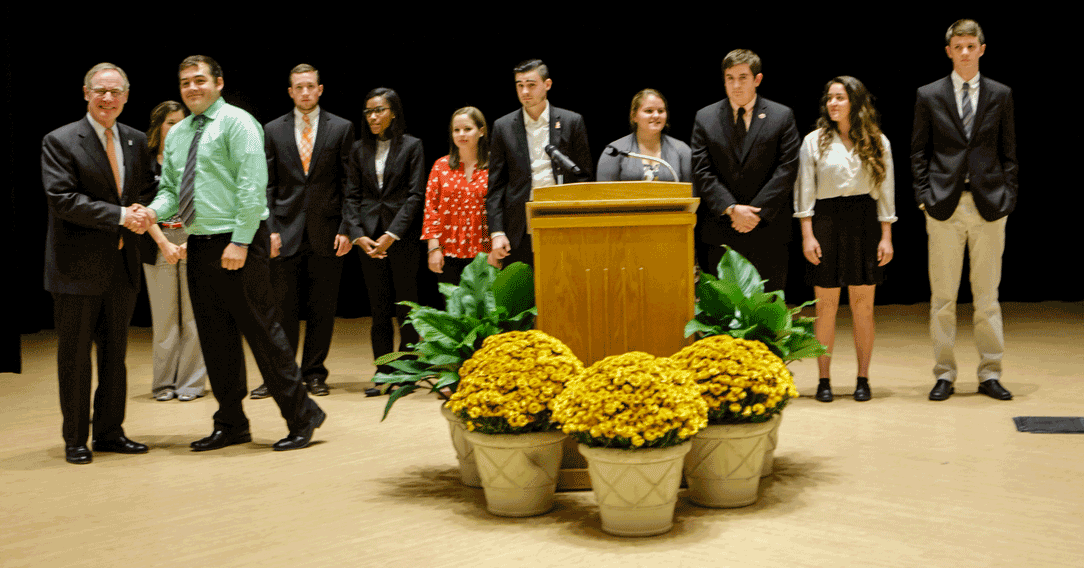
[149,97,268,244]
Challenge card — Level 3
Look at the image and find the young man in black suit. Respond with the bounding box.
[41,62,153,464]
[487,59,592,268]
[911,19,1017,401]
[251,64,355,399]
[691,49,800,290]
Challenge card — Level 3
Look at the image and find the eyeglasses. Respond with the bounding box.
[363,106,389,117]
[90,87,127,97]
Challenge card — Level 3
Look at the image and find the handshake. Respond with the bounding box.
[123,204,157,234]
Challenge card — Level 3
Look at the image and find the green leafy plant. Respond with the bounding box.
[684,246,826,362]
[372,254,537,419]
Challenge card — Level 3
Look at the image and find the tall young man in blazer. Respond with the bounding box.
[252,64,354,399]
[911,19,1017,401]
[487,59,592,268]
[691,49,800,290]
[41,63,153,464]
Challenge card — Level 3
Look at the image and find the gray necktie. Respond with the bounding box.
[961,82,973,140]
[178,115,206,226]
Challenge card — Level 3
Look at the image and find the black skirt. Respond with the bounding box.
[806,194,885,288]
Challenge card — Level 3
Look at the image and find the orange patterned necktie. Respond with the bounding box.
[300,114,313,175]
[105,127,124,249]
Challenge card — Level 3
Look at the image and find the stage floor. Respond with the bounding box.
[3,302,1082,567]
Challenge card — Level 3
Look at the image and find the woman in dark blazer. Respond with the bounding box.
[343,88,425,394]
[597,89,692,183]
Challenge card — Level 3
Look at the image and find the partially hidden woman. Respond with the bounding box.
[343,88,424,396]
[794,76,895,402]
[597,88,691,182]
[422,107,492,287]
[138,101,206,402]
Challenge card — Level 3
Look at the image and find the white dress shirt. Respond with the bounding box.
[523,100,556,195]
[951,70,980,120]
[794,129,897,223]
[293,105,320,149]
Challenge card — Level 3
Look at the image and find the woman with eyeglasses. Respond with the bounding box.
[343,88,425,396]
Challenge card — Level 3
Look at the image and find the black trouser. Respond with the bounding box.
[271,248,344,383]
[187,222,318,432]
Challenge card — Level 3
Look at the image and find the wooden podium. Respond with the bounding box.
[526,181,700,489]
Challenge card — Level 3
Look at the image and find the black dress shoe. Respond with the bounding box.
[978,379,1013,400]
[250,384,270,399]
[854,377,871,402]
[929,379,955,401]
[65,445,92,465]
[273,406,326,451]
[308,380,329,396]
[190,429,252,452]
[815,379,833,402]
[93,436,149,454]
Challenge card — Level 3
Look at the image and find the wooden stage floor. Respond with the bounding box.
[2,302,1082,567]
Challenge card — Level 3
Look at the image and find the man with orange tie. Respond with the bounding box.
[41,62,154,464]
[250,64,355,399]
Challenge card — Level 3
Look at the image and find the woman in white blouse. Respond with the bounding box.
[794,76,895,403]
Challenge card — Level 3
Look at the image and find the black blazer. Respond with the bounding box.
[691,96,801,245]
[486,105,592,249]
[910,75,1017,222]
[264,109,356,257]
[41,116,151,295]
[343,134,425,242]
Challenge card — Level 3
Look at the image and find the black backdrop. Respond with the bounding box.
[4,13,1077,372]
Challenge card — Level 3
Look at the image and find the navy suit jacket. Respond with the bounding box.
[41,116,151,295]
[264,109,356,257]
[691,96,800,246]
[910,75,1017,222]
[486,105,592,249]
[342,134,426,243]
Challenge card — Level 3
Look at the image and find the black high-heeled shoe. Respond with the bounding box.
[815,379,833,402]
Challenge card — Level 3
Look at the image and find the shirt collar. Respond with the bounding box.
[951,70,980,92]
[85,113,118,140]
[198,97,226,121]
[729,95,757,119]
[294,105,320,125]
[523,100,550,126]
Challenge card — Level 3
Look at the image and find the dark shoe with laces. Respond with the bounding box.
[929,379,954,401]
[815,379,833,402]
[854,377,871,402]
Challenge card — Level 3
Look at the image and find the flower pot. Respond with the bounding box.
[578,442,692,537]
[683,418,776,508]
[441,405,481,487]
[761,413,782,477]
[464,430,566,517]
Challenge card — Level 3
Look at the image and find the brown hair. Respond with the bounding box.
[448,107,489,170]
[147,101,188,155]
[722,49,761,76]
[945,19,985,45]
[816,76,887,188]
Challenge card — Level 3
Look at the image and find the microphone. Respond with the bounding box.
[604,145,679,181]
[545,144,583,176]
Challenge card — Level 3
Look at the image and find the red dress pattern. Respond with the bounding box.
[421,156,491,258]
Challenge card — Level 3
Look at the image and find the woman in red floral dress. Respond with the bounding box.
[421,107,493,285]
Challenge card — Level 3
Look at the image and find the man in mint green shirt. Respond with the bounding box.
[146,55,325,452]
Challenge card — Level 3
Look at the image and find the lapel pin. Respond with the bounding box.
[758,113,766,119]
[555,120,561,130]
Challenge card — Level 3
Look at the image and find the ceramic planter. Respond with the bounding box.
[683,417,776,508]
[440,405,481,487]
[465,430,566,517]
[578,442,692,537]
[761,413,782,477]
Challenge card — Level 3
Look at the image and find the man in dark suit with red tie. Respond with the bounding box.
[912,19,1017,402]
[691,49,801,291]
[41,62,154,464]
[250,64,354,399]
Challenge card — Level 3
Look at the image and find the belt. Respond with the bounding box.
[161,221,184,229]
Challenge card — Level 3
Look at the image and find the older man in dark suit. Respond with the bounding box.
[41,62,154,464]
[487,59,592,268]
[691,49,800,290]
[249,64,354,400]
[912,19,1017,402]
